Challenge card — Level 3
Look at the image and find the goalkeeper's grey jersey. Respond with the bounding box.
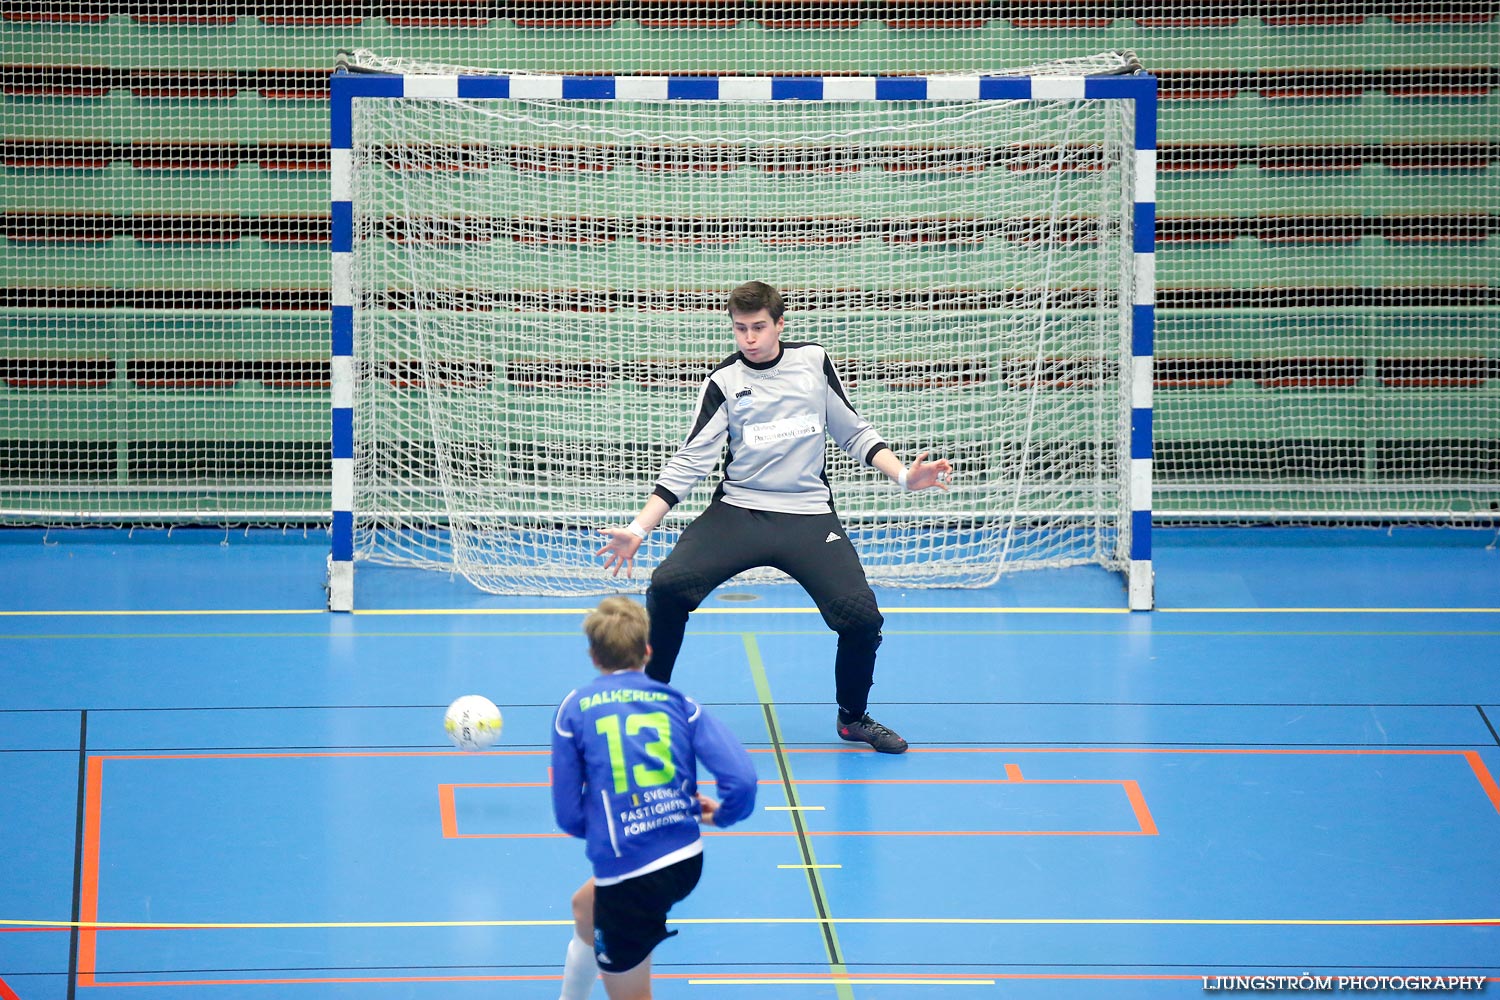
[652,342,887,516]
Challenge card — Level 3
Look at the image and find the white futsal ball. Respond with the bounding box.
[444,695,503,751]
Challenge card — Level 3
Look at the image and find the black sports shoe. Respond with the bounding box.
[837,713,909,754]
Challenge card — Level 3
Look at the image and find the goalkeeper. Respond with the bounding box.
[596,281,952,754]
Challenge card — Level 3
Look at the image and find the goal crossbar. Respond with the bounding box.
[327,70,1157,611]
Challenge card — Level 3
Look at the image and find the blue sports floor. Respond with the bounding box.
[2,527,1498,999]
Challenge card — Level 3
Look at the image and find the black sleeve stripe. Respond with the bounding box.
[684,380,727,444]
[863,442,890,466]
[652,484,681,508]
[822,352,860,413]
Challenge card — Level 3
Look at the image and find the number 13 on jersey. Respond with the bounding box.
[595,711,675,794]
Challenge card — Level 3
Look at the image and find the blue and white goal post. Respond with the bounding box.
[327,70,1156,612]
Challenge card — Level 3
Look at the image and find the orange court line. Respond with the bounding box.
[76,742,1500,987]
[93,750,549,762]
[671,971,1204,982]
[437,783,457,839]
[77,754,105,988]
[439,781,551,839]
[86,746,1496,761]
[784,778,1034,784]
[906,747,1484,757]
[87,973,565,988]
[77,970,1500,989]
[441,762,1153,838]
[461,776,1150,786]
[76,971,1137,988]
[713,829,1155,837]
[1124,780,1159,835]
[74,748,539,982]
[678,973,1493,984]
[1464,750,1500,815]
[0,974,22,1000]
[444,829,1154,839]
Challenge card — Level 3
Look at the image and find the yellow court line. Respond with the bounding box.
[777,865,842,870]
[357,605,1493,616]
[3,605,1498,618]
[765,805,825,811]
[5,916,1495,930]
[5,629,1497,642]
[0,609,328,618]
[354,605,1128,614]
[0,606,1125,618]
[1165,607,1500,614]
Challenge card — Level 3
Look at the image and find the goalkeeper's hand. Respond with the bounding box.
[595,528,643,577]
[906,451,954,491]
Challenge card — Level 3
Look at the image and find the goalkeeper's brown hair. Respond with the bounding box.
[727,280,785,321]
[583,596,650,672]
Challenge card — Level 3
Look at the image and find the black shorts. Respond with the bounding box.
[593,852,704,975]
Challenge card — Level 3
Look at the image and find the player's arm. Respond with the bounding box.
[821,351,951,491]
[869,446,952,492]
[821,351,886,464]
[596,374,728,576]
[689,709,757,828]
[549,698,588,839]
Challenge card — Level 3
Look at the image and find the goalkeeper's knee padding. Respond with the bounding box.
[646,566,716,617]
[823,591,884,643]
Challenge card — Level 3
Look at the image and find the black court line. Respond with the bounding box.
[759,703,843,968]
[17,736,1500,756]
[34,961,1492,974]
[5,698,1498,713]
[12,742,1498,757]
[1478,707,1500,747]
[4,628,1499,642]
[16,956,1498,970]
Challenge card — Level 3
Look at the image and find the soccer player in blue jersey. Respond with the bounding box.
[597,281,952,754]
[552,596,757,1000]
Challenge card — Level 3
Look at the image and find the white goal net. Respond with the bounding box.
[344,69,1144,596]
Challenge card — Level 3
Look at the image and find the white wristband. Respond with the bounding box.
[625,519,649,540]
[898,467,910,491]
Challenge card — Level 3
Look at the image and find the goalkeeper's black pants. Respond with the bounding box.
[645,499,884,718]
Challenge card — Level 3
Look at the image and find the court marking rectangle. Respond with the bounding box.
[70,746,1500,989]
[439,756,1156,838]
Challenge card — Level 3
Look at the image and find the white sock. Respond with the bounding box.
[558,934,598,1000]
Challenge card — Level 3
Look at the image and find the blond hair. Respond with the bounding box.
[583,596,649,672]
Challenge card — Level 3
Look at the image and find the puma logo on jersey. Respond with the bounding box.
[734,387,754,410]
[825,532,841,543]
